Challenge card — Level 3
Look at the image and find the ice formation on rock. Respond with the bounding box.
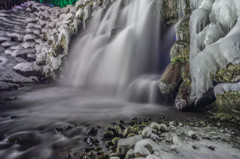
[190,0,240,100]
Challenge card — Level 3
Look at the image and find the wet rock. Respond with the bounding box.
[146,155,161,159]
[159,63,182,95]
[87,136,99,146]
[159,124,168,132]
[187,131,198,140]
[123,126,137,137]
[142,127,152,138]
[55,127,64,133]
[112,137,120,146]
[115,125,122,135]
[103,130,114,139]
[150,122,160,131]
[208,146,215,151]
[172,135,181,145]
[117,135,142,156]
[87,127,98,136]
[125,149,134,159]
[6,131,41,150]
[127,133,136,138]
[13,62,42,77]
[134,139,155,157]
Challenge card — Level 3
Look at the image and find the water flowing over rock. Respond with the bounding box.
[65,0,162,96]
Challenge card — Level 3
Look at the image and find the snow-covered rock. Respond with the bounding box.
[13,62,42,77]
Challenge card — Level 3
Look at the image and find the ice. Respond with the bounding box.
[214,82,240,96]
[0,36,11,42]
[209,0,238,33]
[13,62,42,72]
[9,48,36,57]
[23,34,37,42]
[1,41,18,48]
[190,17,240,100]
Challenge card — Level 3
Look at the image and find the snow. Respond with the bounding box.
[21,42,36,49]
[214,82,240,96]
[13,62,42,72]
[0,36,11,42]
[0,45,5,52]
[10,48,36,57]
[56,28,75,53]
[23,34,37,42]
[1,41,18,48]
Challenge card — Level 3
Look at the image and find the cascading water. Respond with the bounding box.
[65,0,163,98]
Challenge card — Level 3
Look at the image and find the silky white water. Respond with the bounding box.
[66,0,162,96]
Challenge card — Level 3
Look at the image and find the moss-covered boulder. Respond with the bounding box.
[215,91,240,122]
[162,0,178,24]
[213,64,240,83]
[176,17,190,43]
[170,40,189,64]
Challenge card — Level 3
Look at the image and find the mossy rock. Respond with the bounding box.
[170,41,189,65]
[159,62,183,95]
[112,137,120,146]
[123,127,137,137]
[213,64,240,83]
[176,17,190,43]
[162,0,178,24]
[175,76,194,110]
[216,91,240,121]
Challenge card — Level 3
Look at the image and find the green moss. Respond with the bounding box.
[170,41,189,65]
[216,91,240,113]
[162,0,178,24]
[176,17,190,43]
[213,64,240,83]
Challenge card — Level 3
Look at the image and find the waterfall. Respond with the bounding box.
[65,0,163,96]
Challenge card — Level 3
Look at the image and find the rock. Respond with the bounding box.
[159,63,182,95]
[110,157,120,159]
[150,134,160,141]
[150,122,160,131]
[115,125,122,135]
[127,133,136,138]
[1,41,18,48]
[23,34,37,42]
[162,0,178,24]
[142,127,152,138]
[0,81,20,91]
[146,155,161,159]
[172,135,181,145]
[123,126,137,137]
[87,127,98,136]
[103,130,114,139]
[208,146,215,151]
[187,131,198,140]
[13,62,42,77]
[110,153,118,157]
[159,124,168,132]
[134,139,155,157]
[117,135,142,156]
[0,36,11,42]
[125,149,134,159]
[0,45,5,52]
